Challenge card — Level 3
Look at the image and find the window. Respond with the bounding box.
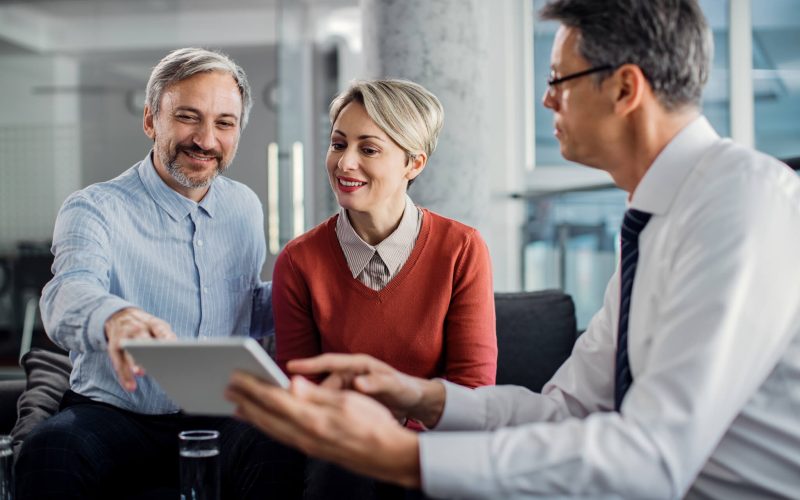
[522,187,626,329]
[525,0,733,328]
[752,0,800,158]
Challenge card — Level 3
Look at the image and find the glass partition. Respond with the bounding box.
[752,0,800,158]
[521,186,626,329]
[273,0,361,260]
[0,0,281,356]
[526,0,733,328]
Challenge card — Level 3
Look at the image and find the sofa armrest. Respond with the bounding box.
[0,379,25,434]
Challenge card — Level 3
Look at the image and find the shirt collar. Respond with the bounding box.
[375,195,419,275]
[137,151,218,220]
[630,116,720,215]
[336,195,419,278]
[198,180,219,218]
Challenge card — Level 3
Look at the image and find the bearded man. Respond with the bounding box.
[16,48,303,499]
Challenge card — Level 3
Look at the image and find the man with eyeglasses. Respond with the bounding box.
[225,1,800,498]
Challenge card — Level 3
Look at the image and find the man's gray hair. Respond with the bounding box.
[145,47,253,129]
[540,0,713,111]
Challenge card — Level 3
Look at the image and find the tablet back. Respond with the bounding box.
[121,337,289,415]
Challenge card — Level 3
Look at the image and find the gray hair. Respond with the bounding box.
[540,0,713,111]
[330,79,444,181]
[145,47,253,129]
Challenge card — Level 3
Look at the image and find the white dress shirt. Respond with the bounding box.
[419,117,800,499]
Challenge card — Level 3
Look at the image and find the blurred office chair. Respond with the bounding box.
[11,243,53,360]
[0,259,9,299]
[19,297,39,361]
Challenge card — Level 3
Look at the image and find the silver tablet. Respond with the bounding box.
[120,337,289,415]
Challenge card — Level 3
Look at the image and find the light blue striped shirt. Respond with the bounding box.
[40,153,273,414]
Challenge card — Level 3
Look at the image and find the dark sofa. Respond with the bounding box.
[0,379,24,435]
[0,289,578,454]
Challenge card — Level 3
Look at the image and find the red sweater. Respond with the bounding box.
[273,209,497,388]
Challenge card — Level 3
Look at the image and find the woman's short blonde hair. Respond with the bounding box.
[329,79,444,162]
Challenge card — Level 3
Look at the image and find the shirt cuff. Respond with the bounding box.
[86,297,135,351]
[419,431,498,499]
[433,379,488,431]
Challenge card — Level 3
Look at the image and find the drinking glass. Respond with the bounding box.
[0,435,13,500]
[179,430,220,500]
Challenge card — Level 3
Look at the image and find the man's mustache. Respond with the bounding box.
[178,143,222,160]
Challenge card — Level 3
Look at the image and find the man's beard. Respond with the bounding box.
[160,143,230,189]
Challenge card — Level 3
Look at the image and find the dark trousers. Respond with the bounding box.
[15,390,305,499]
[305,459,430,500]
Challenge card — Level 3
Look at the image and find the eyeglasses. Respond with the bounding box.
[546,64,614,97]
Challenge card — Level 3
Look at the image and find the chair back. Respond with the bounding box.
[782,157,800,171]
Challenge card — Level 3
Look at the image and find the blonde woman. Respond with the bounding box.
[274,79,496,392]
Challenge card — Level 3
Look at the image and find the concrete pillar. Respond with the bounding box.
[361,0,527,291]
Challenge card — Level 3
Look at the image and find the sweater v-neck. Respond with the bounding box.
[325,208,433,301]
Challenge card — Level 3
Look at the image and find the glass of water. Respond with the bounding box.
[179,430,220,500]
[0,435,12,500]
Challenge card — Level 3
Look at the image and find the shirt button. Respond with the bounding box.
[203,287,209,293]
[196,239,204,246]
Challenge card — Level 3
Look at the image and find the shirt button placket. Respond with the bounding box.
[192,213,208,339]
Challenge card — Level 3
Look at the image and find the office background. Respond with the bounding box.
[0,0,797,356]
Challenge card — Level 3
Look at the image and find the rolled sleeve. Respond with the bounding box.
[40,192,125,354]
[84,297,135,351]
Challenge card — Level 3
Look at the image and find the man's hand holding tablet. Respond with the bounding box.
[120,337,288,415]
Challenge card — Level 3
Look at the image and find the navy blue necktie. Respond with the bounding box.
[614,208,652,412]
